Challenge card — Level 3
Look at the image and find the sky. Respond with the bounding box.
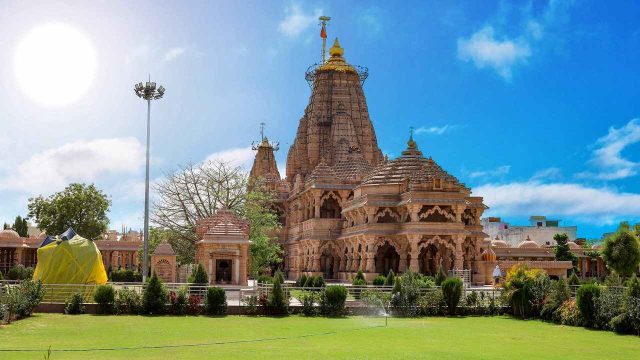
[0,0,638,239]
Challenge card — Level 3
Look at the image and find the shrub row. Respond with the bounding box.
[64,272,227,316]
[0,280,44,323]
[108,269,143,282]
[296,274,325,288]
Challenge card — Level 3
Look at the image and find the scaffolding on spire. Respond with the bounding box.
[319,16,331,63]
[252,122,279,151]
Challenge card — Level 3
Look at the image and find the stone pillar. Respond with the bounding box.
[454,236,464,270]
[312,255,320,272]
[365,252,375,273]
[407,204,421,222]
[314,193,321,219]
[407,235,421,273]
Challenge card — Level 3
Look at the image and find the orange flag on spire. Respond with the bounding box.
[320,25,327,39]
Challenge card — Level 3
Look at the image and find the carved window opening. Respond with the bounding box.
[434,178,442,190]
[320,196,342,219]
[462,210,477,226]
[376,207,400,223]
[419,205,456,223]
[375,242,400,275]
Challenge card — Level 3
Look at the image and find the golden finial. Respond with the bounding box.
[329,38,344,58]
[407,127,417,149]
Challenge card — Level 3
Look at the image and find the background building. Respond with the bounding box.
[482,216,577,247]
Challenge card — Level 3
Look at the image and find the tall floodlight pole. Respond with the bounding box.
[134,77,165,282]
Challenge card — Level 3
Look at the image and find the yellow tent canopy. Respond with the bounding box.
[33,233,107,285]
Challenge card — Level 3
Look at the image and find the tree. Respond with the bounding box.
[137,227,179,265]
[242,182,282,277]
[11,216,29,237]
[153,160,282,271]
[27,183,110,240]
[554,233,577,271]
[601,224,640,277]
[152,160,247,262]
[189,263,209,284]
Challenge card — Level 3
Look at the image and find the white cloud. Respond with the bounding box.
[469,165,511,179]
[457,26,531,80]
[475,181,640,225]
[578,118,640,180]
[204,146,256,170]
[358,6,383,36]
[415,125,455,135]
[0,137,145,195]
[530,167,562,181]
[162,47,185,62]
[278,3,323,37]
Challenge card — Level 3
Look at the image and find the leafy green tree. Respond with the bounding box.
[243,182,283,277]
[576,283,601,327]
[27,183,110,239]
[352,270,367,286]
[554,233,577,271]
[568,271,581,286]
[601,224,640,277]
[11,216,29,237]
[268,270,288,315]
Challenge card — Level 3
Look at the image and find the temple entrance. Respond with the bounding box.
[320,250,339,279]
[375,242,400,275]
[216,259,232,283]
[419,244,439,276]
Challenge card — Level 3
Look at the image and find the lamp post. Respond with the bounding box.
[134,78,165,282]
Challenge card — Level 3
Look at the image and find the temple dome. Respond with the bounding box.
[0,229,20,240]
[567,241,580,250]
[518,237,539,249]
[491,239,509,248]
[482,247,497,261]
[362,137,459,187]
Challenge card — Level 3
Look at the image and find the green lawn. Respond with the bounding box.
[1,314,638,359]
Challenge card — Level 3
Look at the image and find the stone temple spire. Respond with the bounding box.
[250,123,281,184]
[286,37,383,182]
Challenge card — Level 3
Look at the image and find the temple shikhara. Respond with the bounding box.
[250,36,492,284]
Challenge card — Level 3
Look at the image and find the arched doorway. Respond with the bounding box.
[320,196,341,218]
[419,244,439,276]
[375,242,400,275]
[216,259,232,283]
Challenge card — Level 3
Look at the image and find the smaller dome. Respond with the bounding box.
[567,241,580,250]
[491,239,509,248]
[482,247,497,261]
[518,236,539,249]
[592,244,602,250]
[0,229,20,240]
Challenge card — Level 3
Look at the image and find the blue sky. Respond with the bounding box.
[0,0,638,239]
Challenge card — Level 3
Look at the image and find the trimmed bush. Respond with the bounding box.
[114,289,142,315]
[576,283,601,327]
[142,272,167,315]
[352,270,367,286]
[110,269,143,282]
[205,287,227,315]
[320,285,347,316]
[189,263,209,285]
[296,274,308,287]
[93,284,116,314]
[64,293,85,315]
[186,295,202,315]
[540,279,570,321]
[595,287,625,330]
[268,270,288,315]
[502,264,546,318]
[373,275,386,286]
[568,271,581,286]
[7,264,33,281]
[299,291,318,316]
[313,275,325,288]
[169,288,188,315]
[390,271,422,317]
[558,299,584,326]
[441,277,463,315]
[418,289,446,316]
[435,266,447,286]
[1,279,44,323]
[257,275,273,284]
[303,276,315,288]
[385,270,395,286]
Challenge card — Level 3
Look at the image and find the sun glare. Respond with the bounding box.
[14,23,97,107]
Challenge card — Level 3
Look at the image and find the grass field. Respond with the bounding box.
[1,314,639,359]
